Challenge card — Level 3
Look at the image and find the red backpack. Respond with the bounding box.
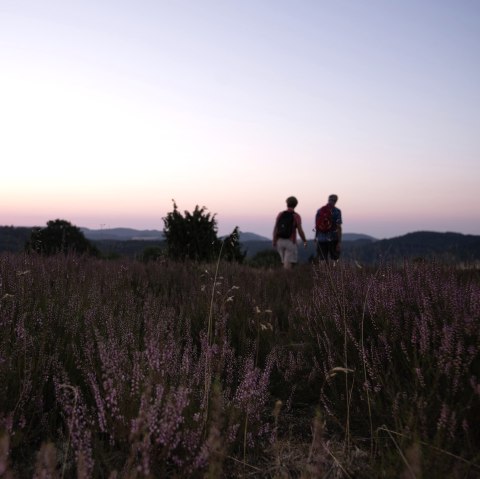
[315,204,334,233]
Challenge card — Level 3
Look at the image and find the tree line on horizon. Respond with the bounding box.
[1,215,480,266]
[0,202,247,264]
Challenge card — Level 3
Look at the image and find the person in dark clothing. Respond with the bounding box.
[315,194,342,263]
[273,196,307,269]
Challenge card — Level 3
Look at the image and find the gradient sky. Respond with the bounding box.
[1,0,479,239]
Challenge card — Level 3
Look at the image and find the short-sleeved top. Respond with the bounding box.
[276,208,302,243]
[316,206,342,242]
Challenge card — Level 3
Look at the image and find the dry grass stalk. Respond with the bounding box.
[400,442,422,479]
[33,442,58,479]
[0,433,10,476]
[303,409,326,478]
[204,381,227,478]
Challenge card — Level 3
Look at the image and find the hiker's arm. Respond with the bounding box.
[298,224,307,247]
[272,225,277,247]
[336,225,342,250]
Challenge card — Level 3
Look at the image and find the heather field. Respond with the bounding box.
[0,253,479,478]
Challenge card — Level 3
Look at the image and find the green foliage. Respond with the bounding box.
[25,219,98,256]
[162,201,243,263]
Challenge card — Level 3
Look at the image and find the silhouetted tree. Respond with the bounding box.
[163,201,220,262]
[25,219,99,256]
[162,201,243,263]
[221,226,246,263]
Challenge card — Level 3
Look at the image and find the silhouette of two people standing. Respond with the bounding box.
[273,194,342,268]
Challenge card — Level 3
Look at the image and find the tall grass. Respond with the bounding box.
[0,253,478,477]
[288,261,480,476]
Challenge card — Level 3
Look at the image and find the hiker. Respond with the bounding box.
[273,196,307,269]
[315,194,342,263]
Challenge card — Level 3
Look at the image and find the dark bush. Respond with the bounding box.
[25,219,98,256]
[163,201,244,263]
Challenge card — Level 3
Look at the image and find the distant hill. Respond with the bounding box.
[240,233,377,260]
[235,232,270,242]
[238,232,376,243]
[81,228,271,243]
[1,227,479,265]
[81,227,164,241]
[233,231,480,265]
[342,231,480,265]
[0,226,33,253]
[343,233,376,242]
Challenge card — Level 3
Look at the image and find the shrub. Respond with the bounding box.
[162,201,243,263]
[25,219,98,256]
[162,201,220,262]
[248,249,282,268]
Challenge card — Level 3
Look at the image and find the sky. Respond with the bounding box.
[1,0,479,240]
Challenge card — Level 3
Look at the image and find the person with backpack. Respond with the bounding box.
[273,196,307,269]
[315,194,342,263]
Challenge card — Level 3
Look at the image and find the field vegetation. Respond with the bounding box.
[0,252,479,477]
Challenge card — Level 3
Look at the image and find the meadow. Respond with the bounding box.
[0,253,479,478]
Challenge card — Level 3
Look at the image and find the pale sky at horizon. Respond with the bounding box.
[1,0,479,240]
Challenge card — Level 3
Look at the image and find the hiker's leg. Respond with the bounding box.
[283,240,298,269]
[276,241,287,266]
[317,242,329,263]
[330,241,340,261]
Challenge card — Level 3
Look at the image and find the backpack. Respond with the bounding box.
[276,210,295,239]
[315,204,334,233]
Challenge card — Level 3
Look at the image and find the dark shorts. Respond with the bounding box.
[317,241,340,261]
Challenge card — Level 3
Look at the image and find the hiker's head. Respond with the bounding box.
[286,196,298,208]
[328,194,338,205]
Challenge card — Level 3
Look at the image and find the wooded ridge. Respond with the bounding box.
[1,226,479,265]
